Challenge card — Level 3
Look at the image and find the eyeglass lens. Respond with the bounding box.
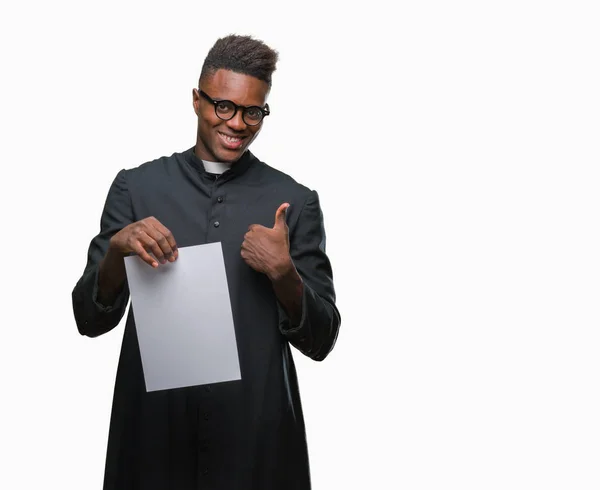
[215,101,264,125]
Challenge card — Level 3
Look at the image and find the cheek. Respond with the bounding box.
[198,118,224,141]
[199,108,223,128]
[247,126,263,141]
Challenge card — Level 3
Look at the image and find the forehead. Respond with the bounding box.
[203,69,270,106]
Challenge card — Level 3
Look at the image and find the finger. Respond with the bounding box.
[143,223,176,262]
[248,223,270,233]
[136,230,168,264]
[146,217,178,260]
[131,241,159,268]
[273,203,290,229]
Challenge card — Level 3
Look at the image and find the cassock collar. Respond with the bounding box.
[184,146,254,180]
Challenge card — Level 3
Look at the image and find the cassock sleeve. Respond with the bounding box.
[72,170,132,338]
[278,190,341,361]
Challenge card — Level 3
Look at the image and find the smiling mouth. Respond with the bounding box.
[218,131,246,149]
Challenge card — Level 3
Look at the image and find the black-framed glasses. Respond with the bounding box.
[198,89,270,126]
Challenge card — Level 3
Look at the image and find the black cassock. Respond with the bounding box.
[72,148,341,490]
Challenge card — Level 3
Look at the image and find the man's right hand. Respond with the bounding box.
[109,216,178,268]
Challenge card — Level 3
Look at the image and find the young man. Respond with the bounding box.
[72,35,341,489]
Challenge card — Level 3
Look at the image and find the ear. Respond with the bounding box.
[192,88,201,116]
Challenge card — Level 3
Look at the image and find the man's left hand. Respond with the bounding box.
[241,203,293,281]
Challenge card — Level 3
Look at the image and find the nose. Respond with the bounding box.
[226,110,247,131]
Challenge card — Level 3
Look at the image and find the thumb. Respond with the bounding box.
[273,203,290,229]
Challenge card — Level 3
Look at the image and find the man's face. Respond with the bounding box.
[193,69,270,164]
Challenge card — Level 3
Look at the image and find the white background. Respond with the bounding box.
[1,1,599,489]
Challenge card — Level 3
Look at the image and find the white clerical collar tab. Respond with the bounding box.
[202,160,230,175]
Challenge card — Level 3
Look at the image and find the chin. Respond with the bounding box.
[215,147,245,163]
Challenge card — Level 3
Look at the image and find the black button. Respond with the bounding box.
[213,221,220,228]
[217,196,223,203]
[203,411,210,421]
[202,468,209,476]
[199,438,210,451]
[204,385,211,392]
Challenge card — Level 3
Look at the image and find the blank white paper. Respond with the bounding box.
[124,242,241,392]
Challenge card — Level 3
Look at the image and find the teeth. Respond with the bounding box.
[221,133,241,142]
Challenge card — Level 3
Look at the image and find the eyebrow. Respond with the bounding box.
[200,89,266,108]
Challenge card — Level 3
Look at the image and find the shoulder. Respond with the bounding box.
[248,153,315,202]
[122,149,188,180]
[112,149,190,196]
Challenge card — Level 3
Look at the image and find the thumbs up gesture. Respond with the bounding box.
[241,203,293,280]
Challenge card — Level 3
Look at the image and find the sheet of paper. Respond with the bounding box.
[124,242,241,392]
